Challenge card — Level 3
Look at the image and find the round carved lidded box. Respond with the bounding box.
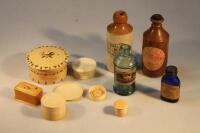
[26,45,69,85]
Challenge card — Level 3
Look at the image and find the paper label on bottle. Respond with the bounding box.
[106,32,133,72]
[161,83,180,100]
[143,47,165,71]
[115,66,136,85]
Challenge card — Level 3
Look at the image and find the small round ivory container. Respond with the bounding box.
[113,99,128,117]
[53,82,83,101]
[41,92,66,121]
[88,85,107,101]
[72,57,96,80]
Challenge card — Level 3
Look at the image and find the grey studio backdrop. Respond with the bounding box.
[0,0,199,133]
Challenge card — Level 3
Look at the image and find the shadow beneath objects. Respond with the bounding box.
[136,83,160,100]
[102,76,114,93]
[21,106,41,119]
[82,89,88,98]
[0,87,13,100]
[103,105,113,115]
[42,28,106,58]
[66,103,85,120]
[1,53,28,79]
[134,52,142,70]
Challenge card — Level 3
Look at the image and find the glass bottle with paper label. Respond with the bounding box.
[161,66,180,103]
[107,10,133,72]
[142,14,169,77]
[113,44,136,96]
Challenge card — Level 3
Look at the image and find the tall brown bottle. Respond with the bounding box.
[142,14,169,77]
[106,10,133,72]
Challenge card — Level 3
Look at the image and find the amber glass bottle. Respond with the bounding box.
[106,10,133,72]
[142,14,169,77]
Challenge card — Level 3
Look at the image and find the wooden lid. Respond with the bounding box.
[41,92,65,108]
[113,99,128,109]
[53,82,83,101]
[15,81,43,97]
[88,85,107,101]
[26,45,69,70]
[107,10,133,35]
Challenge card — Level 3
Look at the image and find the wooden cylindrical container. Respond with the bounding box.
[26,45,69,85]
[142,14,169,77]
[113,99,128,117]
[41,92,66,121]
[106,10,133,72]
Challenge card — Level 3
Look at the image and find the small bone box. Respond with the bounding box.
[14,82,43,105]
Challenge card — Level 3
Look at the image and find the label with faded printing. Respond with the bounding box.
[106,32,133,72]
[143,47,165,71]
[161,83,180,100]
[115,66,136,85]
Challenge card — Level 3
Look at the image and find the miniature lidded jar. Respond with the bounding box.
[161,66,180,103]
[142,14,169,77]
[106,10,133,72]
[113,44,136,96]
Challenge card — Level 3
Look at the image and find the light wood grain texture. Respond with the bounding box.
[14,81,43,105]
[41,92,66,121]
[113,99,128,117]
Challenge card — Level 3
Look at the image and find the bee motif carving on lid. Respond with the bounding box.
[26,45,69,85]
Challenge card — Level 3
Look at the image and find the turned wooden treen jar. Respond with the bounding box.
[142,14,169,77]
[106,10,133,72]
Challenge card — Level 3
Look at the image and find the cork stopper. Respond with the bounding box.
[113,10,128,24]
[151,14,164,23]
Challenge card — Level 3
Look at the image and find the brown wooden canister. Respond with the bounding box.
[106,10,133,72]
[142,14,169,77]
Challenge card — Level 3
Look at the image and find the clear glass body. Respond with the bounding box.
[113,44,136,96]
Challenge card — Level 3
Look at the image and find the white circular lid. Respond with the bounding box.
[53,82,83,101]
[41,92,66,108]
[72,57,96,73]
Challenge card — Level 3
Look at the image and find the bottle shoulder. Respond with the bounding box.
[161,75,180,86]
[107,23,133,35]
[143,27,169,43]
[114,54,136,69]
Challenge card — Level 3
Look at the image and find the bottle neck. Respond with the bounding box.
[151,23,162,28]
[120,45,131,56]
[165,72,177,77]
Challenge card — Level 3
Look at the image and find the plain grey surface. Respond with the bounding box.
[0,0,200,133]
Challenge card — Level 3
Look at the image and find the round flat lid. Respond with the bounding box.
[54,82,83,101]
[41,92,66,108]
[88,85,107,101]
[72,57,96,73]
[27,46,69,70]
[113,99,128,109]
